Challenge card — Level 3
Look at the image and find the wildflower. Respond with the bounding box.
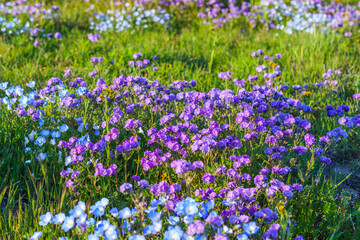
[128,235,146,240]
[119,183,133,193]
[118,207,131,219]
[27,81,35,88]
[29,231,43,240]
[51,213,66,224]
[39,212,52,226]
[88,33,100,42]
[164,225,184,240]
[215,233,228,240]
[61,216,75,232]
[236,234,249,240]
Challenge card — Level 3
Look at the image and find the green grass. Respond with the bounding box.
[0,0,360,239]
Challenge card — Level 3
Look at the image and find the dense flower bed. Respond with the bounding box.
[1,49,359,239]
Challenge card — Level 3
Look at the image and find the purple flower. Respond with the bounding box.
[119,183,133,193]
[88,70,97,77]
[54,32,62,39]
[60,170,69,177]
[214,233,228,240]
[65,180,74,187]
[131,175,141,181]
[33,40,40,47]
[320,156,332,165]
[64,69,72,77]
[304,133,315,146]
[218,71,231,80]
[293,146,307,155]
[202,173,215,183]
[205,215,223,227]
[88,33,100,42]
[187,221,205,235]
[138,180,149,188]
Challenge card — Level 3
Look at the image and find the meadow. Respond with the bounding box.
[0,0,360,239]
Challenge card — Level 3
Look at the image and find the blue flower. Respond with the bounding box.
[121,220,131,233]
[174,198,200,217]
[148,211,161,222]
[61,216,75,232]
[222,198,236,207]
[167,216,180,225]
[5,86,14,96]
[65,156,72,166]
[26,81,35,88]
[237,234,250,240]
[95,220,111,234]
[89,198,108,217]
[28,130,37,141]
[86,218,95,226]
[164,225,184,240]
[143,221,162,235]
[243,221,259,235]
[76,87,87,96]
[0,82,8,90]
[50,138,56,145]
[128,235,145,240]
[51,213,66,224]
[14,86,24,96]
[87,234,99,240]
[109,207,119,217]
[38,153,47,161]
[40,129,50,137]
[105,225,119,240]
[39,212,52,226]
[29,231,42,240]
[118,207,131,219]
[205,200,215,211]
[69,205,85,218]
[35,136,46,146]
[59,124,69,132]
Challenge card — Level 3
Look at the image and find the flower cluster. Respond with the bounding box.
[0,1,61,46]
[89,2,170,33]
[128,52,158,70]
[30,177,307,240]
[0,50,357,240]
[246,0,360,35]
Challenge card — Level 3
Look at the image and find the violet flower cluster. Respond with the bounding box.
[0,50,358,240]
